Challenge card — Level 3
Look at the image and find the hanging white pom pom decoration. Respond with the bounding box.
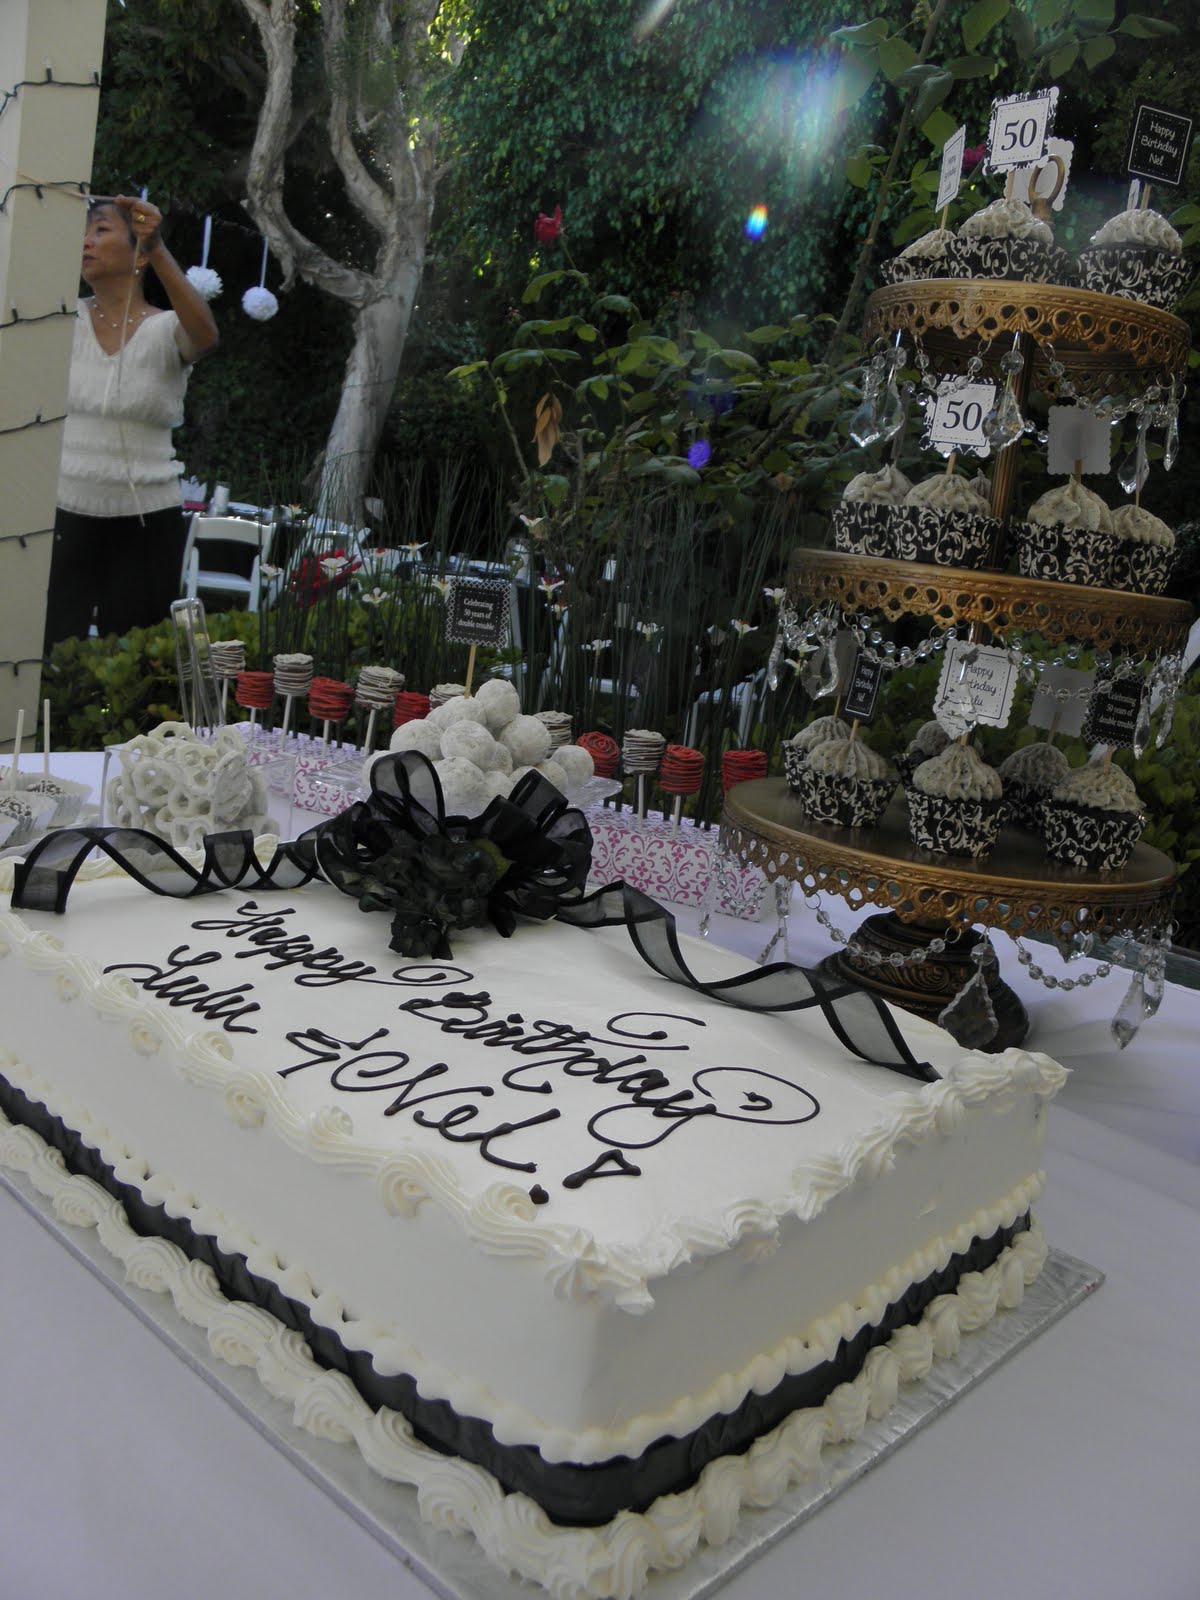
[242,237,278,321]
[186,215,223,301]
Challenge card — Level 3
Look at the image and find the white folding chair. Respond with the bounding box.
[180,516,269,612]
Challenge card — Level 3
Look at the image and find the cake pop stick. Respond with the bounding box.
[364,707,378,753]
[220,676,230,723]
[321,719,331,756]
[464,644,478,697]
[636,772,646,820]
[280,693,294,741]
[42,698,50,779]
[9,708,23,790]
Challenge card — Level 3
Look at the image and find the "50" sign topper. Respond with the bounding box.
[927,380,996,455]
[986,88,1058,172]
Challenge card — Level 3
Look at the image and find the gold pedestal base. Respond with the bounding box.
[820,913,1028,1052]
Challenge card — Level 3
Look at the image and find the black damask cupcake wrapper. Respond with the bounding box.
[1001,777,1054,834]
[905,789,1003,860]
[1108,538,1174,597]
[893,506,1003,569]
[830,501,898,558]
[797,768,896,829]
[1016,523,1119,588]
[879,254,957,285]
[1077,246,1193,311]
[782,744,807,793]
[1040,799,1145,873]
[949,238,1077,287]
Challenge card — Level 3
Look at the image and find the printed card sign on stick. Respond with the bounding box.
[936,125,967,214]
[1125,101,1194,190]
[444,577,510,647]
[935,642,1019,734]
[928,380,996,454]
[1029,665,1095,737]
[986,88,1057,173]
[843,651,884,723]
[1047,406,1111,477]
[1083,673,1146,749]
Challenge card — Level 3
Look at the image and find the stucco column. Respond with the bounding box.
[0,0,107,756]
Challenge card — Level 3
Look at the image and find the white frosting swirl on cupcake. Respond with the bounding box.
[998,742,1069,787]
[1089,208,1182,254]
[842,465,912,507]
[1111,503,1174,548]
[1051,762,1142,815]
[898,227,956,261]
[906,720,950,761]
[1028,479,1114,534]
[912,743,1002,801]
[806,736,890,781]
[904,473,992,516]
[791,715,852,754]
[958,198,1053,246]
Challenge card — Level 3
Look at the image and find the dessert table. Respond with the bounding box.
[2,753,1198,1600]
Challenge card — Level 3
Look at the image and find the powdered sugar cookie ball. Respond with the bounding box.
[441,720,505,770]
[483,769,511,801]
[390,718,444,761]
[507,764,536,792]
[499,713,552,766]
[475,677,522,732]
[434,756,490,815]
[534,761,568,792]
[550,743,595,786]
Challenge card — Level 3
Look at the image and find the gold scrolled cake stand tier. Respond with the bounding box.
[863,278,1191,405]
[787,548,1194,657]
[721,781,1177,1051]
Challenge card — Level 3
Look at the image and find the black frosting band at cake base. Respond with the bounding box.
[0,1069,1027,1529]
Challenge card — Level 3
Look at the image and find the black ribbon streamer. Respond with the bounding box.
[11,752,934,1080]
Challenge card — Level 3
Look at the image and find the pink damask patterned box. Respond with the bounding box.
[587,808,765,921]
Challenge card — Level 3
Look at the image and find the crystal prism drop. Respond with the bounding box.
[982,384,1024,451]
[1164,408,1180,471]
[875,379,905,444]
[1133,693,1153,760]
[937,969,998,1050]
[1156,694,1176,749]
[1069,929,1095,961]
[1143,965,1165,1020]
[813,640,840,698]
[1111,971,1148,1049]
[766,628,783,692]
[1116,446,1141,495]
[848,400,882,448]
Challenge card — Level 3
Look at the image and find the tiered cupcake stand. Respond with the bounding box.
[720,278,1194,1047]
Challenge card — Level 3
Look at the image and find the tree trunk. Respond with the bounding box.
[320,257,424,521]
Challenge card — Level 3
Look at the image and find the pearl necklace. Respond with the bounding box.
[89,299,151,330]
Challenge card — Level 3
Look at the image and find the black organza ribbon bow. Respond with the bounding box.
[12,752,593,961]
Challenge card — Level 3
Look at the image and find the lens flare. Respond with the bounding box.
[688,440,712,469]
[744,205,768,239]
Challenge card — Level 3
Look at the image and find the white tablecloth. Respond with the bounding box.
[2,755,1198,1600]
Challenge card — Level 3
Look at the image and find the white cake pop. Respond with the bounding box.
[434,756,491,816]
[499,714,552,767]
[534,761,568,792]
[390,719,444,761]
[438,696,491,729]
[507,765,536,792]
[442,720,506,770]
[475,677,522,733]
[550,743,595,786]
[483,769,512,801]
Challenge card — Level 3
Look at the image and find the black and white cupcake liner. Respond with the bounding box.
[1077,246,1193,312]
[830,501,899,558]
[892,505,1003,569]
[906,789,1004,860]
[949,237,1077,286]
[1015,523,1120,587]
[1002,777,1054,833]
[1040,799,1145,872]
[879,253,957,285]
[797,768,896,829]
[782,743,808,793]
[1108,539,1174,597]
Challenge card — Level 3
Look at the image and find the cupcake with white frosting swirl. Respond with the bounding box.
[831,465,913,557]
[998,741,1070,831]
[881,227,957,284]
[890,470,1002,569]
[952,198,1074,286]
[796,735,896,828]
[1042,759,1145,872]
[1079,208,1192,310]
[1109,504,1176,596]
[897,718,951,784]
[782,715,851,791]
[1017,479,1118,587]
[906,742,1004,859]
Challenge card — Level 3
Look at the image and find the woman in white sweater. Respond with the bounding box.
[44,194,219,648]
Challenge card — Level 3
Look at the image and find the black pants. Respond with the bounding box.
[44,505,188,651]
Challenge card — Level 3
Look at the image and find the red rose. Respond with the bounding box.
[534,205,563,245]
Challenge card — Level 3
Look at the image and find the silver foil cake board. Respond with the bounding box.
[3,1160,1102,1600]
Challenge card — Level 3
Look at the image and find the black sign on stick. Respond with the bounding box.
[444,577,511,647]
[1082,673,1145,750]
[1125,101,1194,189]
[843,652,884,723]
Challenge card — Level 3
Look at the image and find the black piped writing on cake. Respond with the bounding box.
[190,902,385,988]
[563,1150,642,1189]
[104,946,261,1033]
